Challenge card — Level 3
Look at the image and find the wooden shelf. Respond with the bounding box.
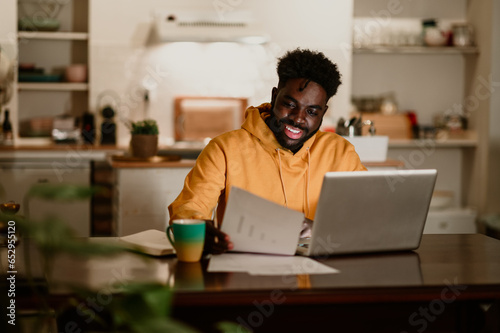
[388,130,478,148]
[17,82,89,91]
[18,31,88,41]
[353,46,479,55]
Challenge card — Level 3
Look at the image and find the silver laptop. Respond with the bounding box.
[297,169,437,257]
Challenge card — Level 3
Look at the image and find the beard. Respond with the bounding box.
[266,111,322,153]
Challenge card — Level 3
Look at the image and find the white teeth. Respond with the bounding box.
[286,126,301,134]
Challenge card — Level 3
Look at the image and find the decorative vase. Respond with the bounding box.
[130,134,158,158]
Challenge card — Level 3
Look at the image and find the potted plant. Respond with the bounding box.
[129,119,159,158]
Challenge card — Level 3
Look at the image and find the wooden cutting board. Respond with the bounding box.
[360,113,413,139]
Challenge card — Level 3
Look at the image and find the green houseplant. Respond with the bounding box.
[0,183,246,333]
[129,119,159,158]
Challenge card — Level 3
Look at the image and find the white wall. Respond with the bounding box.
[0,0,17,58]
[89,0,354,146]
[0,0,18,122]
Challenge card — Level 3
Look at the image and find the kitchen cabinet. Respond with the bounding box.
[0,159,91,236]
[112,162,194,237]
[0,146,124,236]
[15,0,90,142]
[387,142,478,234]
[424,208,477,234]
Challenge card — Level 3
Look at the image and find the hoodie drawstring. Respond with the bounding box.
[276,147,311,216]
[276,148,288,208]
[306,147,311,217]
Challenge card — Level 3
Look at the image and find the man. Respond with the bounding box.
[168,48,366,252]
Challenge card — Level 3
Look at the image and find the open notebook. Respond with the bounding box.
[120,229,174,256]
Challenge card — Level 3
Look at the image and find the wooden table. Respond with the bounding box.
[8,234,500,332]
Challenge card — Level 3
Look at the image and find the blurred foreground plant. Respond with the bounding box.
[0,183,247,333]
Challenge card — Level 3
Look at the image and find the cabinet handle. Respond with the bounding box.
[37,178,49,183]
[439,221,449,230]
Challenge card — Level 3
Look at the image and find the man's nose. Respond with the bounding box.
[289,108,307,125]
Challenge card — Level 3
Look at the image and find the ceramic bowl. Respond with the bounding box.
[19,17,60,32]
[424,28,447,46]
[65,64,87,83]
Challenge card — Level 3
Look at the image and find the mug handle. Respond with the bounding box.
[166,225,175,247]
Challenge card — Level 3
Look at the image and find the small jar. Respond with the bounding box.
[452,23,474,47]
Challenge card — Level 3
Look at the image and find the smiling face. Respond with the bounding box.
[267,78,329,153]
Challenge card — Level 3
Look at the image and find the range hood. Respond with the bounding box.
[154,10,269,44]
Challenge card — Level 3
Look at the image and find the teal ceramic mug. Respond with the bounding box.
[166,219,206,262]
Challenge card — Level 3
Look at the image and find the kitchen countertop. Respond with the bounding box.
[109,156,405,169]
[0,131,477,162]
[388,130,477,148]
[0,143,124,161]
[109,155,197,168]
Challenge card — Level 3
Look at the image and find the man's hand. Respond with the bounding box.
[204,220,234,254]
[300,218,313,238]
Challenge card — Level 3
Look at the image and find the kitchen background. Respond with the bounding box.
[0,0,499,236]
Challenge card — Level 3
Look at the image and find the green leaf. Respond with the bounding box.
[130,317,201,333]
[106,283,201,333]
[130,119,159,135]
[217,321,253,333]
[118,282,172,317]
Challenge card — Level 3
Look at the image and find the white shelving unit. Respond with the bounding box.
[15,0,90,141]
[352,43,479,233]
[18,82,89,91]
[352,1,480,234]
[17,31,89,40]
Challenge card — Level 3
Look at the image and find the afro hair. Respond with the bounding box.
[276,48,342,100]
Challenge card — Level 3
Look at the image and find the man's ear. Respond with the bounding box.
[271,87,278,104]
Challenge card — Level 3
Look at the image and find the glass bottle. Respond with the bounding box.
[2,109,13,145]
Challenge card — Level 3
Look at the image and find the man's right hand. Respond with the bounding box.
[204,220,233,254]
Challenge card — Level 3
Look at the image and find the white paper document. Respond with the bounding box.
[208,253,339,276]
[221,186,304,256]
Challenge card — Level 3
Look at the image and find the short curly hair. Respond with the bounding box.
[276,48,342,100]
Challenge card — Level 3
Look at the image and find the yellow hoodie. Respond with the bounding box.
[168,103,366,223]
